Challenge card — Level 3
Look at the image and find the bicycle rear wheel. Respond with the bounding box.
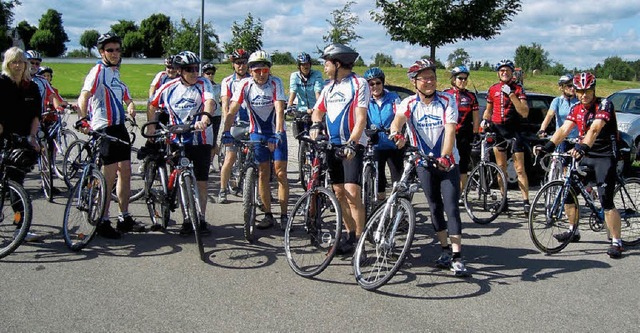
[62,139,89,189]
[144,160,171,230]
[361,164,377,219]
[354,197,415,290]
[62,169,107,251]
[284,187,342,278]
[38,144,54,202]
[463,162,507,224]
[53,128,78,179]
[0,180,32,259]
[529,180,579,254]
[243,167,258,243]
[298,141,312,190]
[180,174,205,261]
[614,177,640,246]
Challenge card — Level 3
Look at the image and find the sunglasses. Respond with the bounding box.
[30,61,41,66]
[181,66,199,73]
[203,71,215,76]
[369,81,383,87]
[166,66,176,70]
[234,60,248,65]
[104,48,121,53]
[456,76,468,81]
[252,68,269,74]
[575,89,594,94]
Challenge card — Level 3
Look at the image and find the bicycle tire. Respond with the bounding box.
[298,141,312,190]
[243,167,258,243]
[614,177,640,246]
[62,139,89,189]
[62,168,107,251]
[53,128,78,179]
[144,160,171,230]
[181,174,205,261]
[109,148,145,203]
[361,164,377,219]
[0,180,33,259]
[39,144,53,202]
[284,187,342,278]
[528,180,579,254]
[354,197,415,290]
[463,162,507,224]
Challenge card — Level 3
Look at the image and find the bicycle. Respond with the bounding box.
[218,120,249,195]
[37,108,78,200]
[140,112,214,261]
[288,106,314,189]
[361,126,389,219]
[352,146,426,290]
[0,135,35,259]
[284,133,343,278]
[462,132,508,224]
[528,153,640,254]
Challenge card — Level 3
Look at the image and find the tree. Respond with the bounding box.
[0,0,20,51]
[123,31,145,57]
[35,9,69,56]
[79,29,99,56]
[140,13,172,57]
[66,49,92,58]
[271,50,295,65]
[599,56,634,81]
[15,20,36,49]
[322,1,362,46]
[222,13,263,56]
[447,48,470,68]
[547,62,568,76]
[371,53,394,67]
[163,18,221,61]
[372,0,521,61]
[514,43,550,72]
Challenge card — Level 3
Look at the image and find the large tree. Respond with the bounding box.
[164,18,221,61]
[139,13,171,57]
[15,20,35,49]
[222,13,263,56]
[34,9,69,56]
[322,1,361,46]
[79,29,99,56]
[447,48,470,67]
[0,0,20,51]
[599,56,635,81]
[371,53,394,67]
[372,0,521,61]
[514,43,550,72]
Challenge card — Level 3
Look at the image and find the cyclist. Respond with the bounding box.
[309,43,369,255]
[201,63,222,172]
[538,74,579,146]
[221,50,289,229]
[389,58,470,277]
[443,65,479,202]
[77,32,146,239]
[218,49,250,203]
[535,72,624,258]
[148,56,177,126]
[148,51,215,235]
[363,67,403,201]
[25,50,65,112]
[481,59,530,213]
[0,47,42,242]
[287,52,324,114]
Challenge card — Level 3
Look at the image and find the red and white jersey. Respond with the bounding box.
[32,75,56,113]
[150,71,175,94]
[231,75,286,135]
[81,62,131,130]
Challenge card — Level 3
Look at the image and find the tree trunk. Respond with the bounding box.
[430,45,436,62]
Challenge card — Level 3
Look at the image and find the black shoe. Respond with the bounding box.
[96,221,121,239]
[607,244,623,259]
[256,214,275,229]
[523,201,531,215]
[180,220,194,235]
[198,219,211,236]
[336,234,355,255]
[553,231,581,243]
[51,186,62,195]
[117,215,146,233]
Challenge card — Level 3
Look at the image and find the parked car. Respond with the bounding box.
[385,85,414,100]
[609,88,640,159]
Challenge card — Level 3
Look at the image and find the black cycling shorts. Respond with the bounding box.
[98,124,131,166]
[184,144,212,182]
[327,145,364,185]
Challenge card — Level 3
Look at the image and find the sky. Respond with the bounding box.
[12,0,640,70]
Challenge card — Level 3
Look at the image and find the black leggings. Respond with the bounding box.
[373,149,404,193]
[416,165,463,235]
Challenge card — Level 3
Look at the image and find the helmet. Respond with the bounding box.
[230,49,249,61]
[164,56,175,67]
[202,63,217,72]
[97,32,122,50]
[320,43,359,65]
[496,59,515,71]
[173,51,200,67]
[573,72,596,90]
[296,52,311,65]
[407,59,437,80]
[363,67,385,84]
[558,74,574,86]
[25,50,42,61]
[247,50,272,68]
[37,66,53,76]
[450,65,469,77]
[7,148,37,170]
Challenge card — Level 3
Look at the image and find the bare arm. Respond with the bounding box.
[549,120,576,145]
[275,100,285,133]
[77,90,91,119]
[222,100,240,133]
[539,109,556,134]
[510,93,529,118]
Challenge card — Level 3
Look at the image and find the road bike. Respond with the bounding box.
[37,108,78,200]
[288,107,313,189]
[361,126,388,219]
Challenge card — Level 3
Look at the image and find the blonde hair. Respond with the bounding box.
[2,46,30,82]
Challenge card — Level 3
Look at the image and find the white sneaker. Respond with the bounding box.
[451,260,471,277]
[19,230,44,242]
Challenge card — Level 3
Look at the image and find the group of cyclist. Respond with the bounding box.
[0,31,629,272]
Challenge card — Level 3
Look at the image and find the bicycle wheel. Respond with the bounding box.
[62,169,107,251]
[144,160,171,230]
[284,187,342,277]
[110,148,145,203]
[463,162,507,224]
[528,180,579,254]
[354,197,415,290]
[0,180,33,259]
[180,174,205,261]
[298,141,312,190]
[243,167,258,243]
[38,144,54,202]
[614,177,640,246]
[361,164,378,219]
[62,139,89,189]
[53,128,78,179]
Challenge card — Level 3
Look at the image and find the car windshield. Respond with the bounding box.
[609,92,640,115]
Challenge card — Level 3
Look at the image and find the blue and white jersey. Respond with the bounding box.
[221,72,250,122]
[313,73,370,145]
[399,91,459,161]
[81,61,131,130]
[210,82,222,117]
[550,95,579,139]
[231,75,286,135]
[289,69,324,111]
[150,77,215,145]
[367,89,401,150]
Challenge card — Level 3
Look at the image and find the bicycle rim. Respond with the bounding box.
[39,147,53,202]
[361,165,377,219]
[243,167,257,243]
[145,161,171,230]
[614,178,640,246]
[464,162,507,224]
[0,181,32,259]
[528,181,578,254]
[62,139,89,189]
[62,169,106,251]
[181,175,205,261]
[54,129,78,179]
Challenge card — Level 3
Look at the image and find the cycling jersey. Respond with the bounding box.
[232,76,286,135]
[220,72,250,122]
[566,98,618,157]
[150,71,174,94]
[443,87,478,134]
[210,82,222,117]
[367,89,401,150]
[32,75,56,113]
[150,77,215,146]
[399,91,460,162]
[289,69,324,111]
[486,82,527,126]
[549,95,579,138]
[81,61,131,130]
[313,73,370,145]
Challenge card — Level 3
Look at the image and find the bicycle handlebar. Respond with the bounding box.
[140,112,214,139]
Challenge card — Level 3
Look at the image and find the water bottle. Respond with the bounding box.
[168,169,179,191]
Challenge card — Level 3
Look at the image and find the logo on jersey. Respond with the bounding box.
[174,97,197,110]
[327,91,347,104]
[251,95,273,108]
[416,114,443,128]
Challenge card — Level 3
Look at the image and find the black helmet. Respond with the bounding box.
[173,51,201,68]
[97,32,122,50]
[320,43,359,66]
[202,63,217,73]
[37,66,53,76]
[7,148,37,170]
[164,56,175,67]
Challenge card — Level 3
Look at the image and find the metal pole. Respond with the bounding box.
[199,0,204,73]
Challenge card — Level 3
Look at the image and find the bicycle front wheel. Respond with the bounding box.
[0,180,33,259]
[53,128,78,179]
[243,167,258,243]
[285,187,342,278]
[145,160,171,230]
[39,144,54,202]
[298,141,312,190]
[354,197,415,290]
[180,174,205,261]
[62,139,89,189]
[463,162,507,224]
[614,177,640,246]
[63,169,107,251]
[528,180,579,254]
[361,164,377,219]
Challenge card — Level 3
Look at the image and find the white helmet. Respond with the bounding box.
[247,50,272,68]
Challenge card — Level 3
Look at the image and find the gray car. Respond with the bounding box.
[609,89,640,158]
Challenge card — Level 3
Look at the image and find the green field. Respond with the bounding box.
[48,62,640,109]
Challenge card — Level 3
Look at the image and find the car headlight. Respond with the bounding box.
[619,122,631,133]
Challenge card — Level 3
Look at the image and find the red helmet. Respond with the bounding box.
[230,49,248,61]
[573,72,596,90]
[407,59,436,80]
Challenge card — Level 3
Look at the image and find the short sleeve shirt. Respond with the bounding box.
[81,62,131,130]
[486,82,526,126]
[443,87,478,134]
[220,72,250,122]
[549,95,579,138]
[566,98,618,157]
[231,75,286,135]
[288,69,324,111]
[32,75,56,113]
